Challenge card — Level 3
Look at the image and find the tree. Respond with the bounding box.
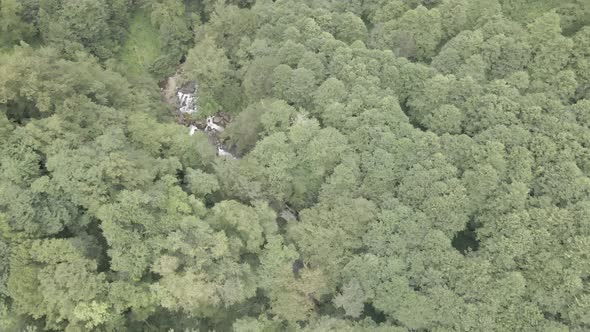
[97,175,203,280]
[8,239,113,330]
[242,54,281,104]
[285,67,317,109]
[207,200,276,254]
[224,99,296,156]
[185,168,219,198]
[245,132,296,204]
[0,0,35,46]
[481,32,531,79]
[2,0,590,330]
[526,13,573,83]
[150,0,193,77]
[288,124,350,208]
[423,104,464,134]
[438,0,468,39]
[258,236,329,322]
[332,12,368,44]
[288,197,377,278]
[184,35,232,114]
[371,5,443,61]
[313,78,347,113]
[38,0,128,59]
[571,27,590,100]
[432,30,484,75]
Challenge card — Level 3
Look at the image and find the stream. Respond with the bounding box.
[161,70,237,159]
[161,68,299,221]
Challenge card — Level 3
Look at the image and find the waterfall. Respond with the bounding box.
[177,90,197,114]
[173,83,237,159]
[217,146,237,159]
[205,116,224,132]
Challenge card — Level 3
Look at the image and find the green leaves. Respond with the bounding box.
[0,0,35,46]
[258,236,329,322]
[185,35,231,106]
[333,280,365,318]
[8,239,110,330]
[208,200,275,254]
[36,0,130,59]
[289,197,377,278]
[2,0,590,330]
[185,168,220,197]
[372,5,443,61]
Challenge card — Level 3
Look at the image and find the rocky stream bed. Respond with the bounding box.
[161,69,237,159]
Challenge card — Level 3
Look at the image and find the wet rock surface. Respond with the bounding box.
[162,71,237,159]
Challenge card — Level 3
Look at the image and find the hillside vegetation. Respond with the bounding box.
[0,0,589,331]
[118,8,164,75]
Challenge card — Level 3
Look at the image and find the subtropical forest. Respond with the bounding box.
[1,0,590,331]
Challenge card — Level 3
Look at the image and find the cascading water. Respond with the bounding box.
[205,116,224,132]
[167,79,237,159]
[217,146,236,159]
[177,90,197,115]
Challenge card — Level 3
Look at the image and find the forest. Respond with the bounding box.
[0,0,590,331]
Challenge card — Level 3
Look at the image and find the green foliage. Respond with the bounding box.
[371,5,443,61]
[259,236,329,322]
[184,35,232,112]
[8,239,111,330]
[185,168,219,197]
[224,99,296,156]
[0,0,36,47]
[36,0,131,59]
[2,0,590,331]
[118,8,164,75]
[149,0,192,77]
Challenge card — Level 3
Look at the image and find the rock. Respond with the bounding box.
[219,111,232,123]
[179,81,196,94]
[194,119,207,130]
[206,116,224,132]
[162,72,180,104]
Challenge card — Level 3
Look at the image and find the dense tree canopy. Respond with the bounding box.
[1,0,589,331]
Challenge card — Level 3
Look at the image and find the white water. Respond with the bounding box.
[189,125,198,136]
[205,117,224,132]
[217,146,236,159]
[176,85,236,159]
[177,91,197,114]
